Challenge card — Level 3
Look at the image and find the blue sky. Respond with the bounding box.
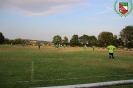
[0,0,133,41]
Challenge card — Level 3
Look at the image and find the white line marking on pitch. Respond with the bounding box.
[31,61,34,82]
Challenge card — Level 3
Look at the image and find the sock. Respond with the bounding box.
[109,56,111,59]
[112,56,114,59]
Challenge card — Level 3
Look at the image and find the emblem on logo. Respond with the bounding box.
[119,2,128,14]
[114,0,133,17]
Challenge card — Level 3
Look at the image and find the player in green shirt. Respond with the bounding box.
[38,44,41,50]
[22,43,24,47]
[64,44,66,49]
[92,45,95,51]
[56,44,58,49]
[84,45,87,50]
[107,45,116,60]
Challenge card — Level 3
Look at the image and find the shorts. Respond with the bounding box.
[109,53,113,55]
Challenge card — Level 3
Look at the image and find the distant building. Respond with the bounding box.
[30,40,37,43]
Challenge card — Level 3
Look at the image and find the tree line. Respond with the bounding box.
[0,25,133,48]
[52,25,133,48]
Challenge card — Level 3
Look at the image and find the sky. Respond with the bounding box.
[0,0,133,41]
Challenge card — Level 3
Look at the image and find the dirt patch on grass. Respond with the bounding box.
[0,49,18,52]
[115,51,133,58]
[95,51,133,58]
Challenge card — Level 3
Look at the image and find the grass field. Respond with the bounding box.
[0,45,133,88]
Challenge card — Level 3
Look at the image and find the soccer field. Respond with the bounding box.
[0,45,133,88]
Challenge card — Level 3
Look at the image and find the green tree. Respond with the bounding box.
[89,36,97,46]
[0,32,5,44]
[23,39,30,45]
[112,35,124,47]
[118,38,124,46]
[98,32,113,46]
[70,35,79,46]
[112,35,118,46]
[4,38,10,44]
[119,25,133,47]
[52,35,62,45]
[14,38,23,44]
[62,36,68,45]
[79,34,90,45]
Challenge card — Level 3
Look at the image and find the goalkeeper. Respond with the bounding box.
[107,44,116,60]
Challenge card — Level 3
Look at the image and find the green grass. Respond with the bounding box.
[0,45,133,88]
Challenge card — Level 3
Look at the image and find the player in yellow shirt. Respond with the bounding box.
[107,45,116,60]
